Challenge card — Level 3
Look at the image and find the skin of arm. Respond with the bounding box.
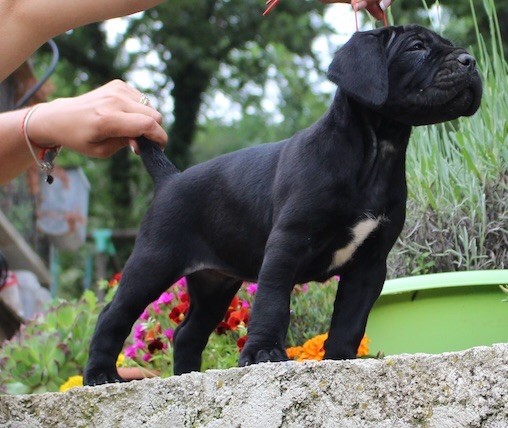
[0,1,166,184]
[0,0,164,81]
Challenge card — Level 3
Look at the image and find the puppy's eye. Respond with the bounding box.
[410,41,425,51]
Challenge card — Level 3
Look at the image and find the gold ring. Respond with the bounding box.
[139,93,150,106]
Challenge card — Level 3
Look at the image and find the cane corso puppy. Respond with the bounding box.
[85,24,482,385]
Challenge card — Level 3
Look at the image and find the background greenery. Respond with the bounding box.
[25,0,507,296]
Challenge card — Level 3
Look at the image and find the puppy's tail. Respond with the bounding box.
[136,137,179,189]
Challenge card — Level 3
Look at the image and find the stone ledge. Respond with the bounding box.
[1,344,507,428]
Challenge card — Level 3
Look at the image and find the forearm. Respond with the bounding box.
[0,0,164,81]
[0,108,36,185]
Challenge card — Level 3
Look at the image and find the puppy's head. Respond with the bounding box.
[327,25,483,125]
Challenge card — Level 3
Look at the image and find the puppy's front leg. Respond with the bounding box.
[324,261,387,359]
[239,230,304,366]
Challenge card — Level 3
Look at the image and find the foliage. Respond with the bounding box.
[389,0,508,56]
[121,277,251,376]
[388,0,508,276]
[125,0,328,169]
[0,290,111,394]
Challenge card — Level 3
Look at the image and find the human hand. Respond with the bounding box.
[351,0,392,20]
[27,80,168,158]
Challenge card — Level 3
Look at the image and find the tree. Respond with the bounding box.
[126,0,327,168]
[35,0,329,248]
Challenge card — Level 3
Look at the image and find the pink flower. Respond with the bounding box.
[151,303,161,315]
[163,328,174,341]
[124,345,138,359]
[134,340,145,350]
[134,324,145,340]
[300,283,309,293]
[246,283,258,295]
[142,353,152,362]
[157,292,174,305]
[175,277,187,288]
[140,309,150,320]
[241,300,250,309]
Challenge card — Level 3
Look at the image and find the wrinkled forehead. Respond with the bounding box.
[380,24,455,52]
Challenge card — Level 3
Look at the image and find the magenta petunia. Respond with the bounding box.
[157,292,174,305]
[246,283,258,295]
[124,345,138,359]
[134,340,146,350]
[151,302,161,315]
[133,324,145,340]
[164,328,174,341]
[175,277,187,289]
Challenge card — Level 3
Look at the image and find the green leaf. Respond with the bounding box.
[6,382,32,395]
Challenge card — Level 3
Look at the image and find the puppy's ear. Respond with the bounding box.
[327,31,388,109]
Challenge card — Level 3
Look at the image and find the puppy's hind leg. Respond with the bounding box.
[173,271,242,375]
[84,248,187,386]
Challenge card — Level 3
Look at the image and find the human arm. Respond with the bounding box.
[0,0,164,81]
[0,80,167,185]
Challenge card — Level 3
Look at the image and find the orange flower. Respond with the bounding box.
[286,346,303,360]
[299,333,327,361]
[144,322,162,342]
[356,334,370,357]
[286,333,370,361]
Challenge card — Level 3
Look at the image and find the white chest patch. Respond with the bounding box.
[329,217,381,270]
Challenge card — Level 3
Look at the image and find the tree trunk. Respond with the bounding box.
[168,63,211,169]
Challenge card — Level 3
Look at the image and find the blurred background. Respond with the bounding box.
[0,0,506,304]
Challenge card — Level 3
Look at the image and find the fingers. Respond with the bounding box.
[85,80,168,156]
[27,80,169,159]
[96,111,168,151]
[351,0,391,20]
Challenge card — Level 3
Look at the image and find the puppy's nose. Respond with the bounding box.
[458,53,476,70]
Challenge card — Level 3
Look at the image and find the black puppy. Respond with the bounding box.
[85,24,482,385]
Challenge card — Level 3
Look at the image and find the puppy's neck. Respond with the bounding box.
[329,91,411,152]
[327,90,412,190]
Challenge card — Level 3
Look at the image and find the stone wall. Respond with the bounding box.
[1,343,507,427]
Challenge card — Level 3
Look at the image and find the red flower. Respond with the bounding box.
[169,302,190,324]
[108,272,122,288]
[147,338,165,354]
[226,308,249,330]
[236,335,247,351]
[215,321,232,335]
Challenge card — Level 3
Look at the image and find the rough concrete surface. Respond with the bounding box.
[0,344,507,428]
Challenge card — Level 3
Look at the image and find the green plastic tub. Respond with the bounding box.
[365,270,508,355]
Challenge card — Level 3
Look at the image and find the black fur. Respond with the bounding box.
[84,25,482,385]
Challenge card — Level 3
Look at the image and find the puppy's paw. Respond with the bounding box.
[238,346,288,367]
[83,366,125,386]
